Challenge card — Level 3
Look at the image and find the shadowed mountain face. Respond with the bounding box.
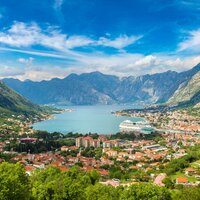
[3,64,200,106]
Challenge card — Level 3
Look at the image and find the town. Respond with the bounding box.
[0,103,200,190]
[114,108,200,133]
[1,119,200,188]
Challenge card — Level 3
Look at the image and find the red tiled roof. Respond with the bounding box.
[69,146,78,150]
[130,165,139,169]
[176,177,188,183]
[83,166,93,171]
[98,170,109,176]
[25,165,35,171]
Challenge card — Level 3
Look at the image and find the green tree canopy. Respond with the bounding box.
[86,183,119,200]
[120,183,172,200]
[0,162,30,200]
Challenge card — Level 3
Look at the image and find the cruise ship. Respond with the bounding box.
[119,120,153,133]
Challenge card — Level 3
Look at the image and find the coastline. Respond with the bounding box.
[30,108,74,133]
[113,109,200,135]
[29,105,146,134]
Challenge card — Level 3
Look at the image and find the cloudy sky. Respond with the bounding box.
[0,0,200,80]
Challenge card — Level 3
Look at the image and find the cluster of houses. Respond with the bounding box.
[126,110,200,133]
[1,128,200,187]
[0,115,34,135]
[154,168,200,187]
[0,113,50,135]
[175,167,200,186]
[11,148,110,177]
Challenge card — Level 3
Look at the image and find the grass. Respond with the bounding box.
[170,172,185,181]
[170,171,197,183]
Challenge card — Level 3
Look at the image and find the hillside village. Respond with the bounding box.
[0,126,200,188]
[0,113,52,135]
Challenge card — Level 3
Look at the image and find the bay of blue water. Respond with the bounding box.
[32,105,143,134]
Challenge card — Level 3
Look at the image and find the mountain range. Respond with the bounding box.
[2,63,200,106]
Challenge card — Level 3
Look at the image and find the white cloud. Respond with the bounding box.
[160,55,200,72]
[98,35,142,49]
[0,22,40,47]
[0,22,140,50]
[0,47,70,58]
[0,22,78,50]
[1,53,200,81]
[73,53,200,77]
[17,57,34,65]
[1,22,200,81]
[178,29,200,52]
[0,65,24,79]
[17,70,59,81]
[134,55,157,67]
[14,65,76,81]
[65,35,94,49]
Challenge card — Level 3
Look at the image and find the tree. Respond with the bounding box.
[30,166,94,200]
[86,184,119,200]
[173,187,200,200]
[30,166,66,200]
[163,177,174,189]
[88,170,100,185]
[120,183,172,200]
[0,162,30,200]
[109,166,124,179]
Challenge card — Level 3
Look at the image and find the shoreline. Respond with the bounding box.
[30,108,74,133]
[30,106,146,135]
[113,109,200,135]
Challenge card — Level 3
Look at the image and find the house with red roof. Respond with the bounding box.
[25,165,35,175]
[176,177,188,185]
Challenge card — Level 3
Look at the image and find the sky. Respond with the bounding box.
[0,0,200,80]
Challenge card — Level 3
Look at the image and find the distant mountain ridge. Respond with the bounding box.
[3,63,200,106]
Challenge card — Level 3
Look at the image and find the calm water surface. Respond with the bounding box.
[32,105,143,134]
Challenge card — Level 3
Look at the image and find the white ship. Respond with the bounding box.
[119,120,153,133]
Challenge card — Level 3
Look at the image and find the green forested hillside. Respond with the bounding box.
[0,80,53,116]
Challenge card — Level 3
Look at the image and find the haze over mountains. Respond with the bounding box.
[3,63,200,106]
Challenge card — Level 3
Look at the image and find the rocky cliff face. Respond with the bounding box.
[168,71,200,104]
